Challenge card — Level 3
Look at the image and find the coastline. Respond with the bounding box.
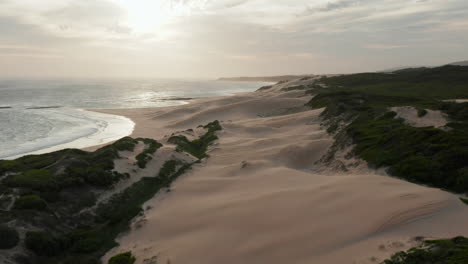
[3,109,135,160]
[94,85,468,264]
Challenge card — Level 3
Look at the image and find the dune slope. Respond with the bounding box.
[97,86,468,264]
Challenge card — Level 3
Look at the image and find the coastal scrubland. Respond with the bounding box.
[2,65,468,264]
[0,122,221,264]
[303,65,468,262]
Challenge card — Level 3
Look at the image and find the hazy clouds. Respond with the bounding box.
[0,0,467,78]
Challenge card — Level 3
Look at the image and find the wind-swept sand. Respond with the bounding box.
[96,84,468,264]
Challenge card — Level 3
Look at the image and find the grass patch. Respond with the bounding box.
[135,138,163,168]
[5,169,57,191]
[108,251,136,264]
[14,195,47,211]
[460,197,468,205]
[383,236,468,264]
[168,120,222,159]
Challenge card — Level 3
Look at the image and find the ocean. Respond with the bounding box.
[0,78,266,159]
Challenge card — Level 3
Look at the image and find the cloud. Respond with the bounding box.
[365,44,410,49]
[0,0,467,78]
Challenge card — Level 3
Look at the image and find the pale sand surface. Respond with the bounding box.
[95,83,468,264]
[391,106,448,128]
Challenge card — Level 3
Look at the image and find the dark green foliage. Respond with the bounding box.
[169,120,222,159]
[383,237,468,264]
[417,108,427,117]
[346,106,468,193]
[460,197,468,205]
[5,169,57,191]
[25,231,67,256]
[135,138,163,168]
[307,65,468,194]
[108,251,136,264]
[0,136,179,263]
[66,229,104,253]
[0,225,20,249]
[317,65,468,99]
[14,195,47,210]
[96,160,190,225]
[112,137,138,152]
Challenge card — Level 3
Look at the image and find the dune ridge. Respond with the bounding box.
[95,80,468,264]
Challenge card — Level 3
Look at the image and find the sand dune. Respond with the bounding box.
[97,83,468,264]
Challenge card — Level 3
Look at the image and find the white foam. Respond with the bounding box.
[1,109,134,160]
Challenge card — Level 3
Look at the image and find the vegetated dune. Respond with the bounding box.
[96,80,468,264]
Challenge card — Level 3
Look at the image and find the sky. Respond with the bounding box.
[0,0,467,78]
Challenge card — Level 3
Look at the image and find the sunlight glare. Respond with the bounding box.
[113,0,204,32]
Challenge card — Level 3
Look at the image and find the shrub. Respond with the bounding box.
[0,225,20,249]
[417,108,428,117]
[112,137,138,152]
[5,169,57,191]
[135,139,162,168]
[108,251,136,264]
[383,236,468,264]
[25,231,65,256]
[14,195,47,210]
[168,121,222,159]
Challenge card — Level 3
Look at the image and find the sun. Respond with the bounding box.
[112,0,195,32]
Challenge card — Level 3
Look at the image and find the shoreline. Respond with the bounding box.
[2,109,135,160]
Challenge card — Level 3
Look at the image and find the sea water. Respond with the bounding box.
[0,78,266,159]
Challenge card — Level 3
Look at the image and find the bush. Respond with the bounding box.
[14,195,47,210]
[168,121,222,159]
[112,137,138,152]
[417,108,428,117]
[135,139,162,168]
[25,231,65,256]
[5,169,57,191]
[108,251,136,264]
[383,236,468,264]
[0,225,20,249]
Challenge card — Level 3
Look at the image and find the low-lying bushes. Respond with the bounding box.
[5,169,57,191]
[383,237,468,264]
[169,120,222,159]
[135,138,163,168]
[25,231,67,257]
[0,225,20,249]
[14,195,47,210]
[108,251,136,264]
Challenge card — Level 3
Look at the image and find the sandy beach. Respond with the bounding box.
[94,82,468,264]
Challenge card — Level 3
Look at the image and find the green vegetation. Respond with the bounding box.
[5,169,56,191]
[112,137,138,152]
[460,197,468,205]
[0,225,19,249]
[0,123,220,263]
[417,108,428,117]
[168,120,222,159]
[383,237,468,264]
[14,194,47,210]
[25,231,66,257]
[135,138,163,168]
[108,251,136,264]
[307,65,468,194]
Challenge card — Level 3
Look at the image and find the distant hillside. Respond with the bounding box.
[448,60,468,66]
[380,60,468,73]
[218,75,313,82]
